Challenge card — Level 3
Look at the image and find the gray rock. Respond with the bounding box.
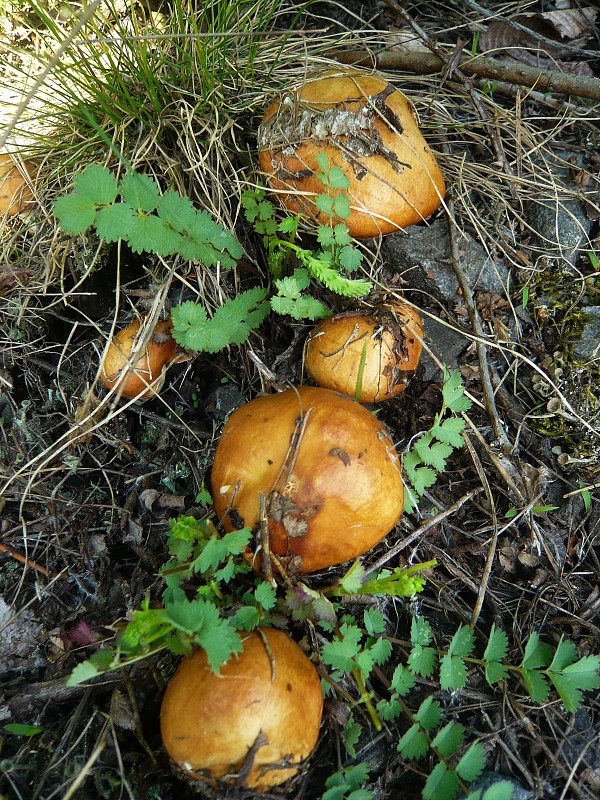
[420,315,471,381]
[380,219,510,306]
[572,305,600,361]
[527,198,594,268]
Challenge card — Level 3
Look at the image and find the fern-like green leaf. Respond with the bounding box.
[548,636,578,672]
[442,369,472,413]
[456,741,487,782]
[408,644,437,677]
[157,190,198,232]
[448,625,477,658]
[562,655,600,690]
[520,667,550,704]
[390,663,416,696]
[94,203,136,242]
[549,673,584,713]
[432,416,466,448]
[484,625,509,663]
[440,653,468,691]
[522,633,553,669]
[411,616,434,646]
[431,722,464,757]
[423,762,460,800]
[485,660,509,685]
[397,723,430,759]
[414,697,443,730]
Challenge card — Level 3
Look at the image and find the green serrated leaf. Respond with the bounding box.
[230,605,260,631]
[432,416,466,448]
[414,436,453,471]
[390,663,416,696]
[120,171,160,212]
[408,643,438,677]
[194,616,242,672]
[157,190,198,232]
[363,608,386,636]
[431,721,464,757]
[315,194,334,216]
[328,166,350,191]
[270,293,329,320]
[520,667,550,704]
[414,696,443,730]
[423,762,460,800]
[549,672,583,713]
[442,369,472,413]
[484,625,509,663]
[332,223,352,246]
[126,213,181,255]
[340,560,367,594]
[53,193,97,234]
[377,697,402,721]
[562,655,600,690]
[522,633,553,669]
[448,625,476,658]
[397,723,430,759]
[440,653,468,691]
[411,616,434,646]
[338,244,363,273]
[317,225,336,247]
[74,163,119,204]
[322,624,363,673]
[333,193,351,219]
[456,741,487,782]
[548,636,578,672]
[254,581,276,610]
[343,718,362,758]
[485,660,509,685]
[369,637,392,667]
[94,203,136,242]
[66,648,115,686]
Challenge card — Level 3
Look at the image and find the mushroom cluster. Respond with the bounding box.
[156,68,439,793]
[258,68,445,238]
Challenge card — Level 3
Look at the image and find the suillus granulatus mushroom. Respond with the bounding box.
[211,386,403,573]
[258,68,445,238]
[160,627,323,790]
[100,317,189,399]
[304,302,423,402]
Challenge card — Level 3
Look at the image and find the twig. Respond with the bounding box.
[331,47,600,102]
[0,542,52,577]
[366,487,483,573]
[446,198,511,451]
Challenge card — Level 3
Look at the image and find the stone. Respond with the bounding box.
[380,218,510,306]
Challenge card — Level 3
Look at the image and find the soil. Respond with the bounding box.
[0,2,599,800]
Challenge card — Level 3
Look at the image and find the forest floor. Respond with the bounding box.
[0,1,598,799]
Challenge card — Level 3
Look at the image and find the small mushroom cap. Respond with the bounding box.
[160,628,323,791]
[100,317,186,399]
[305,303,423,402]
[0,154,35,217]
[258,69,446,238]
[211,386,404,573]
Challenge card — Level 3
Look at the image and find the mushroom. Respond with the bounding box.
[304,302,423,403]
[0,154,35,217]
[160,627,323,790]
[100,317,189,399]
[258,68,445,238]
[211,386,403,573]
